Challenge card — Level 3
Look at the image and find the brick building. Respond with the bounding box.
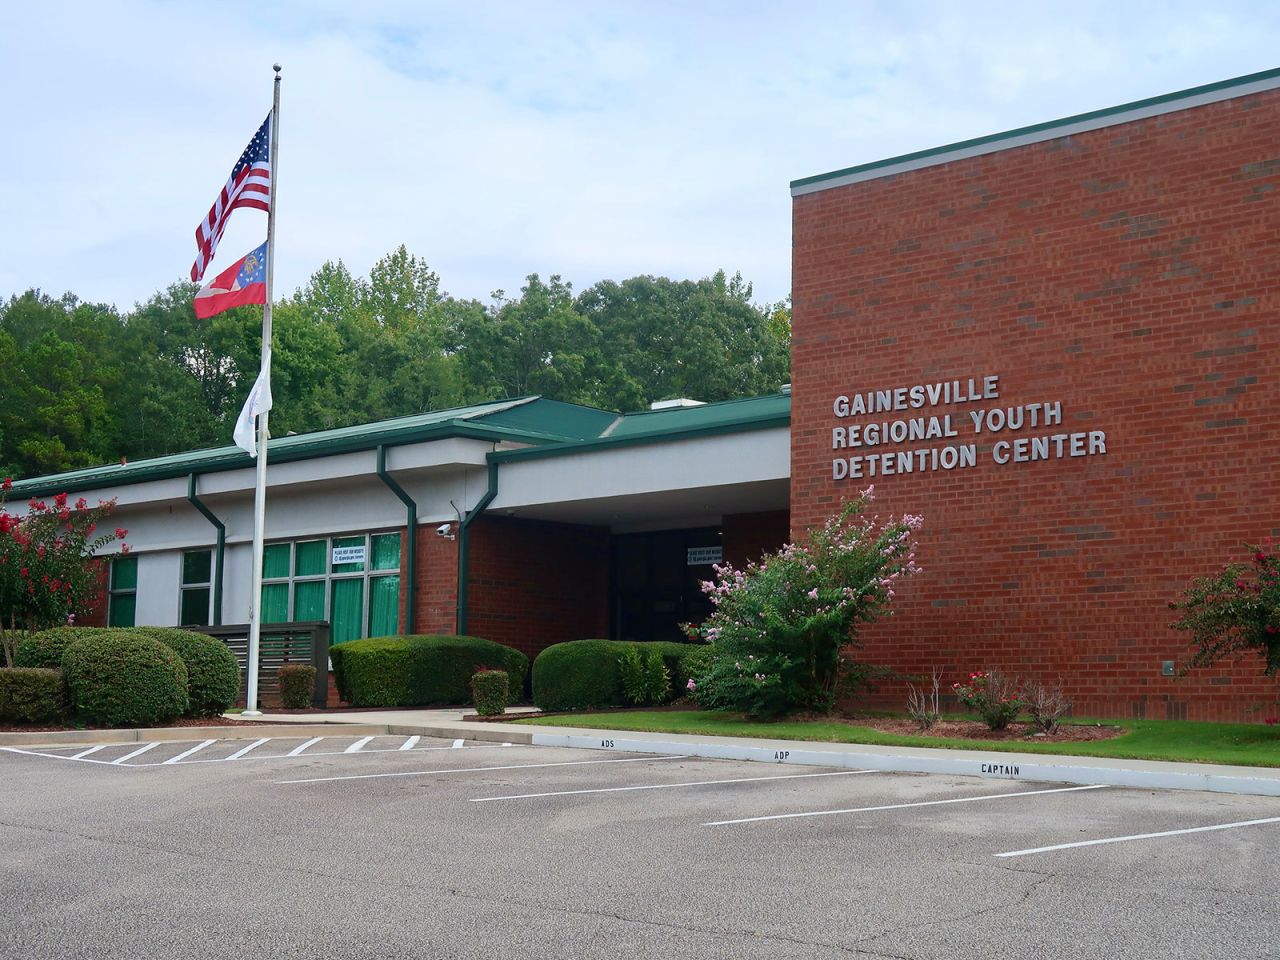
[790,68,1280,720]
[10,69,1278,720]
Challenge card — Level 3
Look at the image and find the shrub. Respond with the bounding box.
[618,646,673,706]
[278,663,316,709]
[329,635,527,708]
[0,667,68,723]
[62,632,189,726]
[471,669,509,716]
[905,668,943,730]
[695,489,922,718]
[952,670,1024,731]
[1171,540,1280,674]
[1023,679,1072,734]
[532,639,697,711]
[15,626,109,669]
[129,628,240,717]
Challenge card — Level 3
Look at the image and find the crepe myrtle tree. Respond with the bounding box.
[689,486,923,718]
[0,479,125,667]
[1171,538,1280,675]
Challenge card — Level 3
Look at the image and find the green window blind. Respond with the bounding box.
[295,540,326,577]
[261,582,290,623]
[293,579,325,621]
[368,575,400,638]
[108,593,136,628]
[263,543,291,580]
[111,555,138,591]
[330,578,364,645]
[371,533,401,571]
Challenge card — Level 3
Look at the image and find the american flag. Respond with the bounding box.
[190,114,271,282]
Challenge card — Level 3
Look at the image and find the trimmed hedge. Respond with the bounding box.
[278,663,317,709]
[532,639,700,711]
[330,634,528,708]
[470,669,509,717]
[0,667,68,723]
[15,627,109,669]
[62,632,189,726]
[127,628,241,717]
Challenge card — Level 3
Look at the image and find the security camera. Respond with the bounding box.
[435,523,455,540]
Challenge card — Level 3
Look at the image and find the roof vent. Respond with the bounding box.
[649,398,706,411]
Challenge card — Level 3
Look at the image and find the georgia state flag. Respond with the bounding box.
[194,241,267,320]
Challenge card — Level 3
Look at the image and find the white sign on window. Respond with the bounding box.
[686,546,722,566]
[331,545,366,565]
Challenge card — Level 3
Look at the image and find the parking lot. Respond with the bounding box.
[2,733,1277,959]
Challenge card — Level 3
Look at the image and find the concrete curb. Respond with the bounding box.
[524,730,1280,798]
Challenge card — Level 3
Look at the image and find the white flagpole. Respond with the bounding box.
[243,64,281,717]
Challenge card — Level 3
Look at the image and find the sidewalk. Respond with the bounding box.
[7,706,1280,798]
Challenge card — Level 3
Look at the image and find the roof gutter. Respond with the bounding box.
[456,459,499,636]
[185,474,224,626]
[376,445,416,634]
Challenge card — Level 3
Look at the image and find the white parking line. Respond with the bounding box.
[704,783,1108,826]
[997,815,1280,857]
[72,745,106,760]
[287,737,324,757]
[279,754,687,785]
[162,739,218,765]
[1,746,117,764]
[399,736,420,751]
[471,768,876,802]
[224,738,271,761]
[344,737,374,754]
[112,742,160,764]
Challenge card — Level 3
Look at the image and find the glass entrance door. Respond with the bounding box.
[610,527,720,642]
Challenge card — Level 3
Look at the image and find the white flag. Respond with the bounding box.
[233,351,273,457]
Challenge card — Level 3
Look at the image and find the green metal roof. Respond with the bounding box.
[8,392,790,496]
[7,397,593,497]
[490,392,791,464]
[792,67,1280,194]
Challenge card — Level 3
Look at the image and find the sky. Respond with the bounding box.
[2,1,1277,312]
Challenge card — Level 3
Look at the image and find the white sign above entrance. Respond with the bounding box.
[332,545,366,565]
[687,546,723,566]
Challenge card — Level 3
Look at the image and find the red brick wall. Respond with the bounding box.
[791,88,1280,721]
[723,510,791,568]
[78,561,109,628]
[410,524,460,635]
[465,516,609,661]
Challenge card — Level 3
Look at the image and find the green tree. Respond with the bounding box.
[576,271,790,411]
[456,274,604,405]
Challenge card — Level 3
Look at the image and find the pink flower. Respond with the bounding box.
[686,678,696,692]
[807,588,818,599]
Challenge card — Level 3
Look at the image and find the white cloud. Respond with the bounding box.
[1,0,1277,310]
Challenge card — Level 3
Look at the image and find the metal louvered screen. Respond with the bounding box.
[194,621,331,709]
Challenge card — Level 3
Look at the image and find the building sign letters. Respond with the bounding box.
[830,374,1107,480]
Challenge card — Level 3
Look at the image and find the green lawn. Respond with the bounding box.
[515,710,1280,768]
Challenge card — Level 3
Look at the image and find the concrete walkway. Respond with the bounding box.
[6,706,1279,798]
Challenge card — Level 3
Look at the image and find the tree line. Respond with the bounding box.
[0,247,791,480]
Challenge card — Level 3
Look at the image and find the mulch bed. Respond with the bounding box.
[845,716,1123,743]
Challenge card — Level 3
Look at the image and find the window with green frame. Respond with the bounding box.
[108,555,138,628]
[179,550,213,626]
[260,533,401,643]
